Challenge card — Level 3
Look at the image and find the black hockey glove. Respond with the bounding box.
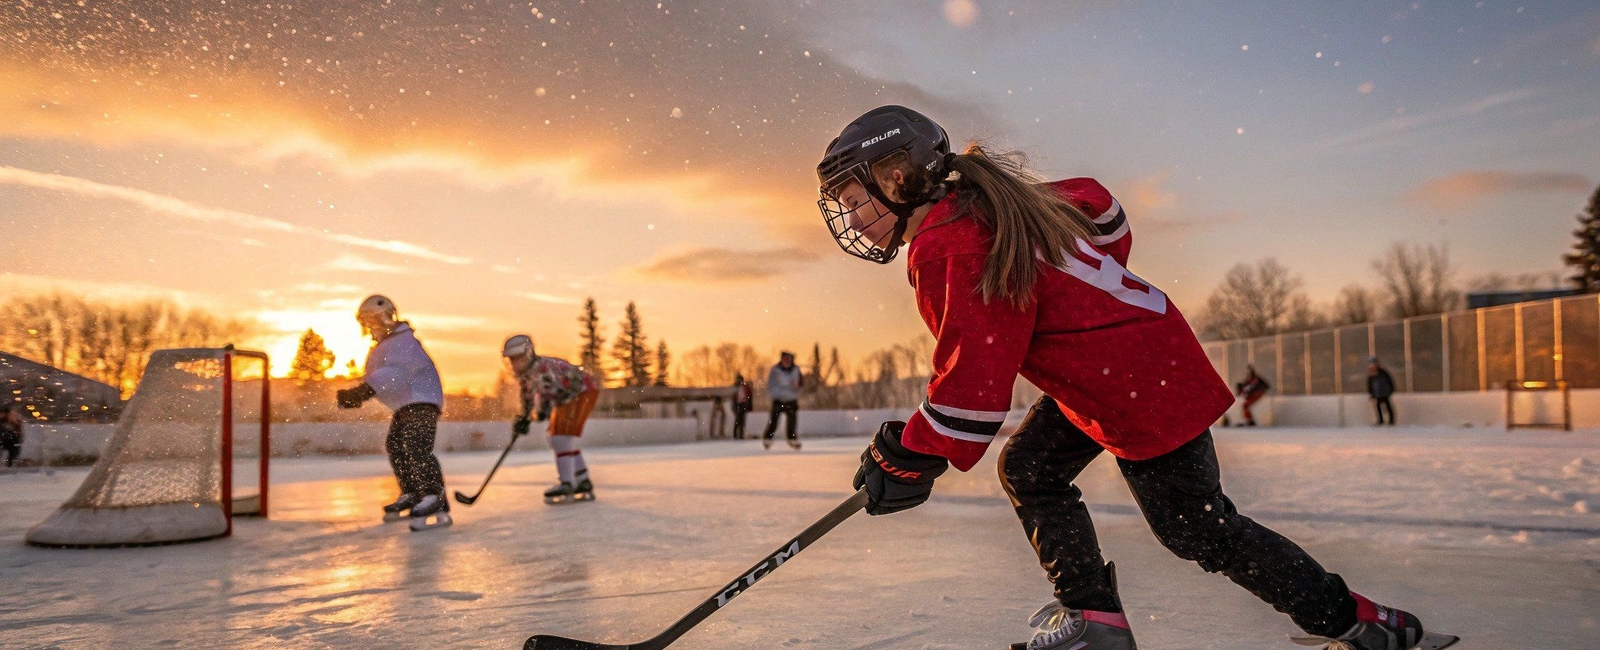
[512,416,532,436]
[536,402,553,422]
[852,421,948,516]
[336,383,376,409]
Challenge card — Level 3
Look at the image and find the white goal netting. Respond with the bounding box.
[26,348,268,547]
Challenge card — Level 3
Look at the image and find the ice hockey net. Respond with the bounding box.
[1504,380,1571,432]
[26,347,270,547]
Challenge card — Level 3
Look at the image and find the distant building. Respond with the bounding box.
[0,353,122,423]
[1465,289,1580,309]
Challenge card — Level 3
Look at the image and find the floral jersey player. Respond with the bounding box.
[515,356,599,421]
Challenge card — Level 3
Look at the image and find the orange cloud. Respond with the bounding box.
[0,1,988,235]
[629,246,821,284]
[1405,171,1593,210]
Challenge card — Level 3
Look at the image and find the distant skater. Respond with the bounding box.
[502,335,600,504]
[1368,357,1396,426]
[0,404,23,467]
[731,373,754,440]
[337,295,452,531]
[1235,365,1270,426]
[762,351,803,450]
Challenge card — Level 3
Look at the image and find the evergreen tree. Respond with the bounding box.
[654,340,671,387]
[1564,185,1600,293]
[288,329,336,381]
[808,343,823,392]
[578,298,605,371]
[609,301,653,387]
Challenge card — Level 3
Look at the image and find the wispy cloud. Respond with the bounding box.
[629,246,820,284]
[1314,88,1544,152]
[325,253,412,274]
[1405,171,1594,210]
[1112,172,1242,234]
[516,292,582,305]
[0,165,472,265]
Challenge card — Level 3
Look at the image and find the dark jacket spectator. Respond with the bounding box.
[1367,358,1396,425]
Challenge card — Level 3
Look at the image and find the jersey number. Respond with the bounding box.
[1055,240,1168,314]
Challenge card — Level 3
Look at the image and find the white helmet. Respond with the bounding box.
[357,295,400,340]
[502,334,535,360]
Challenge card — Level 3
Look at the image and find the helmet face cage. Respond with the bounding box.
[819,165,909,264]
[815,105,949,265]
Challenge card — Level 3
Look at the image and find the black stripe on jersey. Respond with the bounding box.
[920,398,1005,439]
[1090,204,1126,237]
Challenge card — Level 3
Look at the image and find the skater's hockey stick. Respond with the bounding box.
[454,429,521,505]
[523,488,870,650]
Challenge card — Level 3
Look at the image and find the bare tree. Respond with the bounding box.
[1373,242,1460,318]
[1330,285,1379,326]
[1466,270,1564,293]
[0,293,249,396]
[1198,258,1315,340]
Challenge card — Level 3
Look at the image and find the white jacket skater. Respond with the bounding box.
[336,295,453,532]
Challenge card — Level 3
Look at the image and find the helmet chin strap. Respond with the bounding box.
[862,179,930,265]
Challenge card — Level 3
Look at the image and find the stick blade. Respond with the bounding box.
[452,491,476,505]
[1418,632,1460,650]
[523,634,632,650]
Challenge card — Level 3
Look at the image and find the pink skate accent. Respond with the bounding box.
[1350,592,1405,628]
[1081,610,1131,630]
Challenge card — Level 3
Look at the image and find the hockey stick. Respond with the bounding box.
[453,430,522,505]
[523,488,870,650]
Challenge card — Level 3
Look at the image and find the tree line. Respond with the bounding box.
[1200,185,1600,341]
[0,293,249,397]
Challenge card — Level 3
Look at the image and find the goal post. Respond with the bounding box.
[26,347,271,548]
[1504,380,1571,432]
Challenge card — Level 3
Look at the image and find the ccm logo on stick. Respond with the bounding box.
[860,129,901,148]
[715,540,801,608]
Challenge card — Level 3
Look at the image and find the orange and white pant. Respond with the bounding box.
[549,388,598,484]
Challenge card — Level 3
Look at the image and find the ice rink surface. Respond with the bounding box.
[2,426,1598,649]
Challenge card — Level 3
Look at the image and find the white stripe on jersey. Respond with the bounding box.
[926,402,1009,422]
[1090,198,1123,224]
[919,402,999,442]
[1089,220,1130,246]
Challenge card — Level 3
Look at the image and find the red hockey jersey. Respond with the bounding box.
[900,178,1233,471]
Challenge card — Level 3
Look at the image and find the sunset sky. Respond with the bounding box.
[2,1,1597,391]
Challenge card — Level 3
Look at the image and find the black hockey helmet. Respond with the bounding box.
[816,105,950,264]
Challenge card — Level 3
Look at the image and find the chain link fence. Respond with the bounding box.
[1203,294,1600,394]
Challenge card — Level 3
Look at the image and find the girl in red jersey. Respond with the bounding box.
[817,106,1455,650]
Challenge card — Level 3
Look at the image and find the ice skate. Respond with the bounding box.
[382,492,419,522]
[1008,600,1136,650]
[787,438,802,451]
[573,477,596,502]
[1291,593,1458,650]
[544,481,577,504]
[409,510,452,531]
[405,494,451,531]
[762,437,774,450]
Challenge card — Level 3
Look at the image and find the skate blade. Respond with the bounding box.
[383,511,407,523]
[574,492,595,501]
[544,495,575,505]
[1291,633,1458,650]
[409,513,452,532]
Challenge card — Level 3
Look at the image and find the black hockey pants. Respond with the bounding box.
[762,399,799,441]
[387,403,446,501]
[998,397,1356,638]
